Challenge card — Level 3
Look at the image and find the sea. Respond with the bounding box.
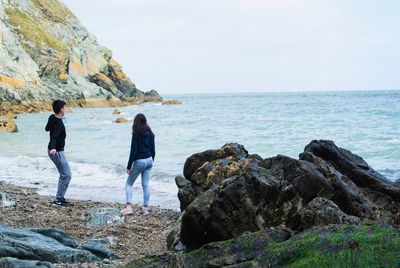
[0,90,399,210]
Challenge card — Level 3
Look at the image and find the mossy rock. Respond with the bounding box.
[32,0,75,24]
[124,225,400,268]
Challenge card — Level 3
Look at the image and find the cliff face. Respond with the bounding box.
[0,0,161,114]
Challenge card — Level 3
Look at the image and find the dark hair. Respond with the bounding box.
[52,100,66,114]
[133,113,152,136]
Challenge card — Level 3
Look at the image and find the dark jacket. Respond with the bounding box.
[45,115,66,151]
[127,130,155,170]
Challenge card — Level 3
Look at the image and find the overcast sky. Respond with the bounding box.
[63,0,400,94]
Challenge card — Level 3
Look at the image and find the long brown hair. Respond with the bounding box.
[132,113,152,136]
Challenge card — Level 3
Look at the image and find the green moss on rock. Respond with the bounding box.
[5,7,67,52]
[124,225,400,268]
[32,0,75,24]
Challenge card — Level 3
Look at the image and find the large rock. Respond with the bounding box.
[85,207,125,227]
[0,225,112,263]
[172,141,400,250]
[0,0,162,115]
[0,120,18,133]
[304,140,400,200]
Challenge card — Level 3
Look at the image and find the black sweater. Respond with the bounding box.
[127,130,155,170]
[45,115,66,151]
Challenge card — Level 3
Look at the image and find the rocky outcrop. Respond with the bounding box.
[0,0,162,116]
[0,225,114,263]
[170,141,400,250]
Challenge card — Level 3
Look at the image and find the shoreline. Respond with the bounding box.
[0,182,180,267]
[0,97,163,117]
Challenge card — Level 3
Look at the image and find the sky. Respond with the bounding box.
[62,0,400,94]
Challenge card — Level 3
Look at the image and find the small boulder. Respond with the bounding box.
[0,192,16,208]
[85,208,125,227]
[162,100,182,105]
[112,108,122,115]
[115,117,129,123]
[0,120,18,133]
[0,111,17,119]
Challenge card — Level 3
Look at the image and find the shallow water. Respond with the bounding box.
[0,90,399,209]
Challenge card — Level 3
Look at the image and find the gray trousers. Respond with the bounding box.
[48,151,72,200]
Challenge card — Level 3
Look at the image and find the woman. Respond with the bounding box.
[122,114,155,215]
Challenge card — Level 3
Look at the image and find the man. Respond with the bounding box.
[45,100,72,206]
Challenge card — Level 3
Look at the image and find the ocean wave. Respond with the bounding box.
[0,155,179,209]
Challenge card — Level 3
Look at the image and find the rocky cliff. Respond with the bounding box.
[0,0,161,115]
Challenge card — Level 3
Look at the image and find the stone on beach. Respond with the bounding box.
[115,117,129,123]
[85,208,125,227]
[0,257,55,268]
[0,192,15,208]
[0,120,18,133]
[112,108,122,114]
[0,225,112,263]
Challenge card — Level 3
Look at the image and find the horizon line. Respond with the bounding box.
[156,88,400,95]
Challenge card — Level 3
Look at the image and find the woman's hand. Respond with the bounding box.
[127,169,132,175]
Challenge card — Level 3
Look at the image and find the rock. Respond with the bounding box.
[170,141,400,250]
[300,197,360,229]
[183,143,249,180]
[162,100,182,105]
[0,225,110,263]
[26,228,78,248]
[80,242,116,259]
[0,120,18,133]
[127,225,400,268]
[0,111,17,119]
[0,192,15,208]
[395,179,400,187]
[115,117,129,124]
[84,236,118,247]
[0,257,55,268]
[85,208,125,227]
[304,140,400,200]
[112,108,122,115]
[0,0,162,115]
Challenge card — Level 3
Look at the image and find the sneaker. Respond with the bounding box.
[140,206,149,215]
[121,206,133,215]
[52,199,68,207]
[60,197,72,206]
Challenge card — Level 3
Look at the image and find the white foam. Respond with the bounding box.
[0,155,179,209]
[387,139,400,144]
